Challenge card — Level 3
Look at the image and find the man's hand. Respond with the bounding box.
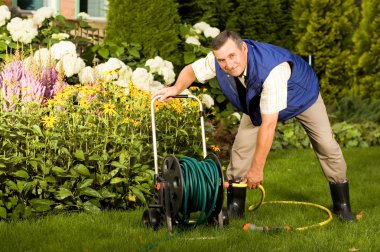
[151,86,180,102]
[244,168,263,189]
[152,64,197,102]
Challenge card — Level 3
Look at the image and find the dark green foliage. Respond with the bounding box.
[106,0,182,66]
[226,0,294,50]
[178,0,233,30]
[178,0,204,25]
[328,96,380,124]
[292,0,359,104]
[350,0,380,99]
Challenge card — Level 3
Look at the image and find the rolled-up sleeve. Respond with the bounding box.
[260,62,291,114]
[191,52,216,83]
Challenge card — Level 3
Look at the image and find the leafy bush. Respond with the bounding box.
[328,96,380,124]
[105,0,182,67]
[272,119,380,150]
[0,81,204,219]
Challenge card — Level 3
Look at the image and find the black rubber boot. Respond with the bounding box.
[329,181,355,221]
[227,179,247,218]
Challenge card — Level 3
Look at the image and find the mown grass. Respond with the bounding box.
[0,147,379,252]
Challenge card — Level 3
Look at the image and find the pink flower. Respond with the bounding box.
[0,59,63,110]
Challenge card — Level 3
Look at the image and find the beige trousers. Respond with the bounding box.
[226,94,347,183]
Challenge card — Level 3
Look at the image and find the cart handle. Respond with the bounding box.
[151,95,207,175]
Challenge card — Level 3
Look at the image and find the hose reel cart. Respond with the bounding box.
[142,95,227,232]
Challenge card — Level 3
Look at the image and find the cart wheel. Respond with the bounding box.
[142,208,161,230]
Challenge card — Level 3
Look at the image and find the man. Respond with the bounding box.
[152,30,354,221]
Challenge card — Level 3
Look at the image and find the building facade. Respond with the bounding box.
[6,0,108,20]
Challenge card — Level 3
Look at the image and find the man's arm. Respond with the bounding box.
[245,112,278,189]
[152,52,216,101]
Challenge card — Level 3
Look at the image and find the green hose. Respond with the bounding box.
[179,156,220,227]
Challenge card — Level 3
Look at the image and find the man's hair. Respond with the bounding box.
[211,30,243,50]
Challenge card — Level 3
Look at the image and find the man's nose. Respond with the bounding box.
[225,59,233,69]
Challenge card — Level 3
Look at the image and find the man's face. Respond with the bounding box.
[213,39,248,77]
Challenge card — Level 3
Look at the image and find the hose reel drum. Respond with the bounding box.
[142,95,228,232]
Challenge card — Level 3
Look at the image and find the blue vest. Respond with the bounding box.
[215,39,319,126]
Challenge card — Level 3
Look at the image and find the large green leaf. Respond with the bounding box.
[110,161,127,169]
[29,199,55,212]
[110,177,126,184]
[55,188,73,200]
[31,125,44,137]
[52,166,67,175]
[83,201,101,214]
[80,187,103,198]
[74,149,85,161]
[12,170,29,179]
[5,180,18,191]
[73,164,90,177]
[0,207,7,219]
[99,188,116,198]
[78,179,94,189]
[98,47,109,59]
[130,186,146,204]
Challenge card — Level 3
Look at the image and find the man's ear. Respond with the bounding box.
[242,42,248,52]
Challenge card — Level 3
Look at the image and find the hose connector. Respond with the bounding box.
[243,223,292,233]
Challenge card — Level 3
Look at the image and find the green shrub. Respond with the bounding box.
[106,0,182,67]
[0,81,204,219]
[328,96,380,123]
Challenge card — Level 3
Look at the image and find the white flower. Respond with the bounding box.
[33,48,53,68]
[193,22,211,34]
[51,33,70,40]
[106,58,125,70]
[145,56,175,84]
[78,66,95,84]
[56,54,85,77]
[23,48,53,69]
[118,65,133,82]
[201,94,214,108]
[204,27,220,38]
[78,12,90,20]
[150,81,165,92]
[145,56,165,73]
[131,68,154,92]
[33,6,56,26]
[6,17,38,44]
[95,58,127,81]
[114,79,129,88]
[231,112,241,121]
[0,5,11,27]
[50,41,77,60]
[185,36,201,46]
[160,67,176,85]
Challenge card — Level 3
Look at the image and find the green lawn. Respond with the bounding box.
[0,147,379,252]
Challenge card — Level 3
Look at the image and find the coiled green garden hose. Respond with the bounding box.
[179,156,221,226]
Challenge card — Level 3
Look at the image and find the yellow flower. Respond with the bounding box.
[41,115,58,129]
[122,118,141,126]
[131,119,141,126]
[78,98,90,109]
[128,193,136,202]
[44,99,56,108]
[211,145,221,152]
[103,103,117,115]
[171,102,184,113]
[189,86,200,91]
